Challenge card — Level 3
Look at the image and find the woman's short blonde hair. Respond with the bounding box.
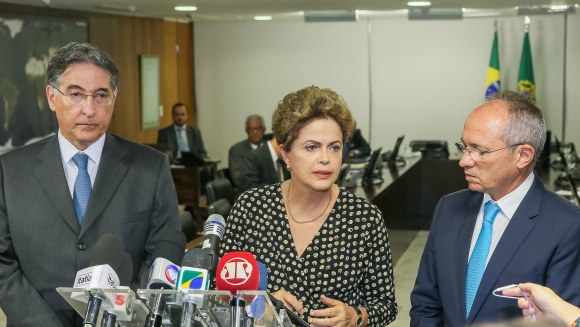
[272,86,355,151]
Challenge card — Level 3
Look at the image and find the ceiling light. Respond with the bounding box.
[175,6,197,12]
[254,16,272,21]
[407,1,431,7]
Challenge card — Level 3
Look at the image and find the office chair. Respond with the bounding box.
[337,163,351,187]
[205,177,236,205]
[207,198,232,219]
[180,210,197,242]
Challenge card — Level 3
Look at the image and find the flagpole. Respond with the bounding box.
[562,14,568,142]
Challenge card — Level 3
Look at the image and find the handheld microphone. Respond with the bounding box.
[144,229,187,327]
[201,214,226,274]
[101,253,133,327]
[177,248,213,327]
[74,234,125,327]
[216,251,260,327]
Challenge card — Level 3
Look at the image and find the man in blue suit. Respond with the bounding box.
[410,91,580,326]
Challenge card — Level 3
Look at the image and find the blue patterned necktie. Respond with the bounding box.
[72,152,92,226]
[465,201,500,318]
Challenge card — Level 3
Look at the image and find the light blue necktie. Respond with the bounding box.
[176,127,188,152]
[72,152,92,226]
[465,201,500,318]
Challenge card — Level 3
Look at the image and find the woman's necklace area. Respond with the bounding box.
[285,180,333,224]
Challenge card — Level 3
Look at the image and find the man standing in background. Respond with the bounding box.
[0,42,182,326]
[158,102,207,164]
[228,114,266,188]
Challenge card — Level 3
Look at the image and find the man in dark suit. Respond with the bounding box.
[157,102,207,164]
[228,114,266,187]
[0,42,182,326]
[410,91,580,326]
[239,137,290,191]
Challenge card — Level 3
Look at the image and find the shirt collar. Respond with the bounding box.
[58,130,106,164]
[483,172,535,220]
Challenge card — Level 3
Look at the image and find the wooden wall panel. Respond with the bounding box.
[1,3,194,145]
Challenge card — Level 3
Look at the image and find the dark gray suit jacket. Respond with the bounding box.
[410,174,580,326]
[239,144,289,191]
[157,124,207,161]
[228,139,264,188]
[0,134,181,326]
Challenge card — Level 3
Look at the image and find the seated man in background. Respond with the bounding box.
[239,136,290,191]
[228,114,266,188]
[158,102,207,164]
[410,91,580,326]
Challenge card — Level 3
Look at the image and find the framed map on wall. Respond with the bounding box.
[0,15,87,154]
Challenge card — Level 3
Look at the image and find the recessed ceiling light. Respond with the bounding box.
[407,1,431,7]
[175,6,197,12]
[254,16,272,21]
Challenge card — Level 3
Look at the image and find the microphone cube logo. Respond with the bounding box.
[180,269,207,289]
[165,264,180,284]
[220,257,254,286]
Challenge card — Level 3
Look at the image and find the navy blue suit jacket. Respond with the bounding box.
[410,174,580,326]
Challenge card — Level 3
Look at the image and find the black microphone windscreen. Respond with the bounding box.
[117,252,134,286]
[89,234,124,271]
[181,248,213,270]
[152,229,187,264]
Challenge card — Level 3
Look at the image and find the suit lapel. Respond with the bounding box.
[455,192,483,319]
[467,177,542,322]
[80,135,128,236]
[33,137,80,233]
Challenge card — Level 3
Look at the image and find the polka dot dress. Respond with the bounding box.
[221,183,398,326]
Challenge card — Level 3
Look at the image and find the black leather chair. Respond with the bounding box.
[206,177,236,205]
[180,210,198,242]
[207,198,232,219]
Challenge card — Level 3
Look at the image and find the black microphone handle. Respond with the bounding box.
[201,233,221,255]
[181,301,197,327]
[101,311,116,327]
[84,295,102,326]
[144,292,166,327]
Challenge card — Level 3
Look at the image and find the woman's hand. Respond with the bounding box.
[308,295,357,327]
[503,283,580,325]
[271,289,304,315]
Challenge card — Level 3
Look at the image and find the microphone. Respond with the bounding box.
[216,251,260,327]
[215,251,259,294]
[201,214,225,274]
[177,248,213,327]
[144,229,187,327]
[101,253,133,327]
[73,234,125,327]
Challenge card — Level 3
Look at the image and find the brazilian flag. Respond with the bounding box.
[518,31,536,102]
[485,31,500,99]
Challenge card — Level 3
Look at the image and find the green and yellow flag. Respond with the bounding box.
[517,31,535,102]
[485,31,500,98]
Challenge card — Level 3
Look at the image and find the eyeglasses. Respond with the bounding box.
[455,142,522,161]
[53,86,115,107]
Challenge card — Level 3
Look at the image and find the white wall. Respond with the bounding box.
[194,13,580,165]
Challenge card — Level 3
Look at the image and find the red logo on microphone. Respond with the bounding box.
[220,257,254,285]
